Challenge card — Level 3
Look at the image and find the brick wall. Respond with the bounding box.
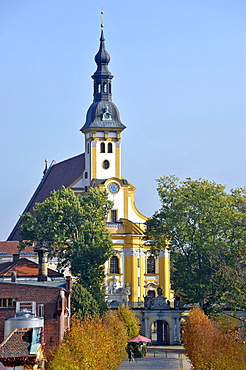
[0,281,71,358]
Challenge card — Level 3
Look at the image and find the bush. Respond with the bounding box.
[183,307,246,370]
[48,312,128,370]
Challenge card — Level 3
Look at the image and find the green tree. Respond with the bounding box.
[19,186,113,312]
[146,176,246,312]
[71,283,100,320]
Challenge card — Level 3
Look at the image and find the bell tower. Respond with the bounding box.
[80,27,126,192]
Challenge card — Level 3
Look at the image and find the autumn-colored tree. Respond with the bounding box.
[102,311,128,363]
[48,313,127,370]
[117,306,139,340]
[183,307,246,370]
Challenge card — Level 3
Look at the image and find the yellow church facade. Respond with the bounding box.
[68,28,171,307]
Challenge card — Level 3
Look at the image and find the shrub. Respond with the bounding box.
[48,312,128,370]
[183,306,246,370]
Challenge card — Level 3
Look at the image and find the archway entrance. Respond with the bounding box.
[150,320,170,345]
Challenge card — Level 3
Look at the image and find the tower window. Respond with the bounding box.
[85,186,88,192]
[110,256,119,274]
[103,83,107,93]
[97,83,101,93]
[109,83,111,94]
[85,172,88,179]
[87,143,90,153]
[111,210,117,223]
[100,142,105,153]
[147,256,155,274]
[102,160,110,169]
[108,142,113,153]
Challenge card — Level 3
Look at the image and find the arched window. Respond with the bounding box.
[147,256,155,274]
[97,83,101,93]
[100,142,105,153]
[108,142,113,153]
[110,256,119,274]
[109,83,111,94]
[103,83,107,93]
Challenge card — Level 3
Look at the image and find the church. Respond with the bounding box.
[7,26,183,344]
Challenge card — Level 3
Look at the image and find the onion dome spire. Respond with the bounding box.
[92,28,113,102]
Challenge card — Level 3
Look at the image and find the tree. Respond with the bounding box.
[117,306,139,340]
[71,283,100,320]
[19,186,114,312]
[146,176,246,311]
[183,307,246,370]
[48,314,128,370]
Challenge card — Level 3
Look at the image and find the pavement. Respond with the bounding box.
[117,346,192,370]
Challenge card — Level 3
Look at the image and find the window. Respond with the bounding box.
[97,83,101,93]
[0,298,16,308]
[103,83,107,93]
[85,186,88,192]
[85,172,88,179]
[147,256,155,274]
[87,143,90,153]
[102,160,110,169]
[110,256,119,274]
[111,210,117,223]
[100,142,105,153]
[108,142,113,153]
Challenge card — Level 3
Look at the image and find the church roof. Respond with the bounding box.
[8,153,85,241]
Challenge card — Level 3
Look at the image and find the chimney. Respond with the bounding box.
[13,253,19,262]
[36,247,48,282]
[11,271,17,282]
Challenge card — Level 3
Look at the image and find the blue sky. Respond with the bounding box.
[0,0,245,240]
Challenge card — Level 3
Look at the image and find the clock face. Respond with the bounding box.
[108,182,119,194]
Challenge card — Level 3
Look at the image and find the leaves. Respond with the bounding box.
[183,307,246,370]
[19,186,114,312]
[48,314,128,370]
[146,176,246,311]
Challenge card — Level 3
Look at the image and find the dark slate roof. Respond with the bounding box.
[8,153,85,241]
[81,101,126,131]
[0,258,63,278]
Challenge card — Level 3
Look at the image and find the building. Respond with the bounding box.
[5,26,186,344]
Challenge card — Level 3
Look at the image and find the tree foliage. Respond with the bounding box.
[48,314,128,370]
[117,306,139,340]
[146,176,246,311]
[183,307,246,370]
[71,283,100,320]
[19,186,113,311]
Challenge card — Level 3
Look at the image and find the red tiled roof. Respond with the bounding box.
[0,328,32,357]
[8,153,85,241]
[0,241,33,256]
[0,258,63,278]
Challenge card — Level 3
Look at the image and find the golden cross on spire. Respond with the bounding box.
[101,7,104,28]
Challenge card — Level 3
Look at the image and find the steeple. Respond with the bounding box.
[93,29,113,102]
[81,28,125,133]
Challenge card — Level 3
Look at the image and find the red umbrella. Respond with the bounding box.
[128,334,151,343]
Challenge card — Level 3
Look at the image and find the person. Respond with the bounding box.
[128,349,135,362]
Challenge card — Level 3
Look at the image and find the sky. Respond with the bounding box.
[0,0,245,240]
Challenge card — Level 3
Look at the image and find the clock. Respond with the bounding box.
[108,182,119,194]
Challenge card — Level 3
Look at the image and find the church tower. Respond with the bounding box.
[76,27,171,306]
[80,29,125,189]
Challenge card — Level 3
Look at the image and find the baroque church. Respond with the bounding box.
[7,27,183,344]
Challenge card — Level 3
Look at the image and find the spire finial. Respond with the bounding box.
[101,8,104,29]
